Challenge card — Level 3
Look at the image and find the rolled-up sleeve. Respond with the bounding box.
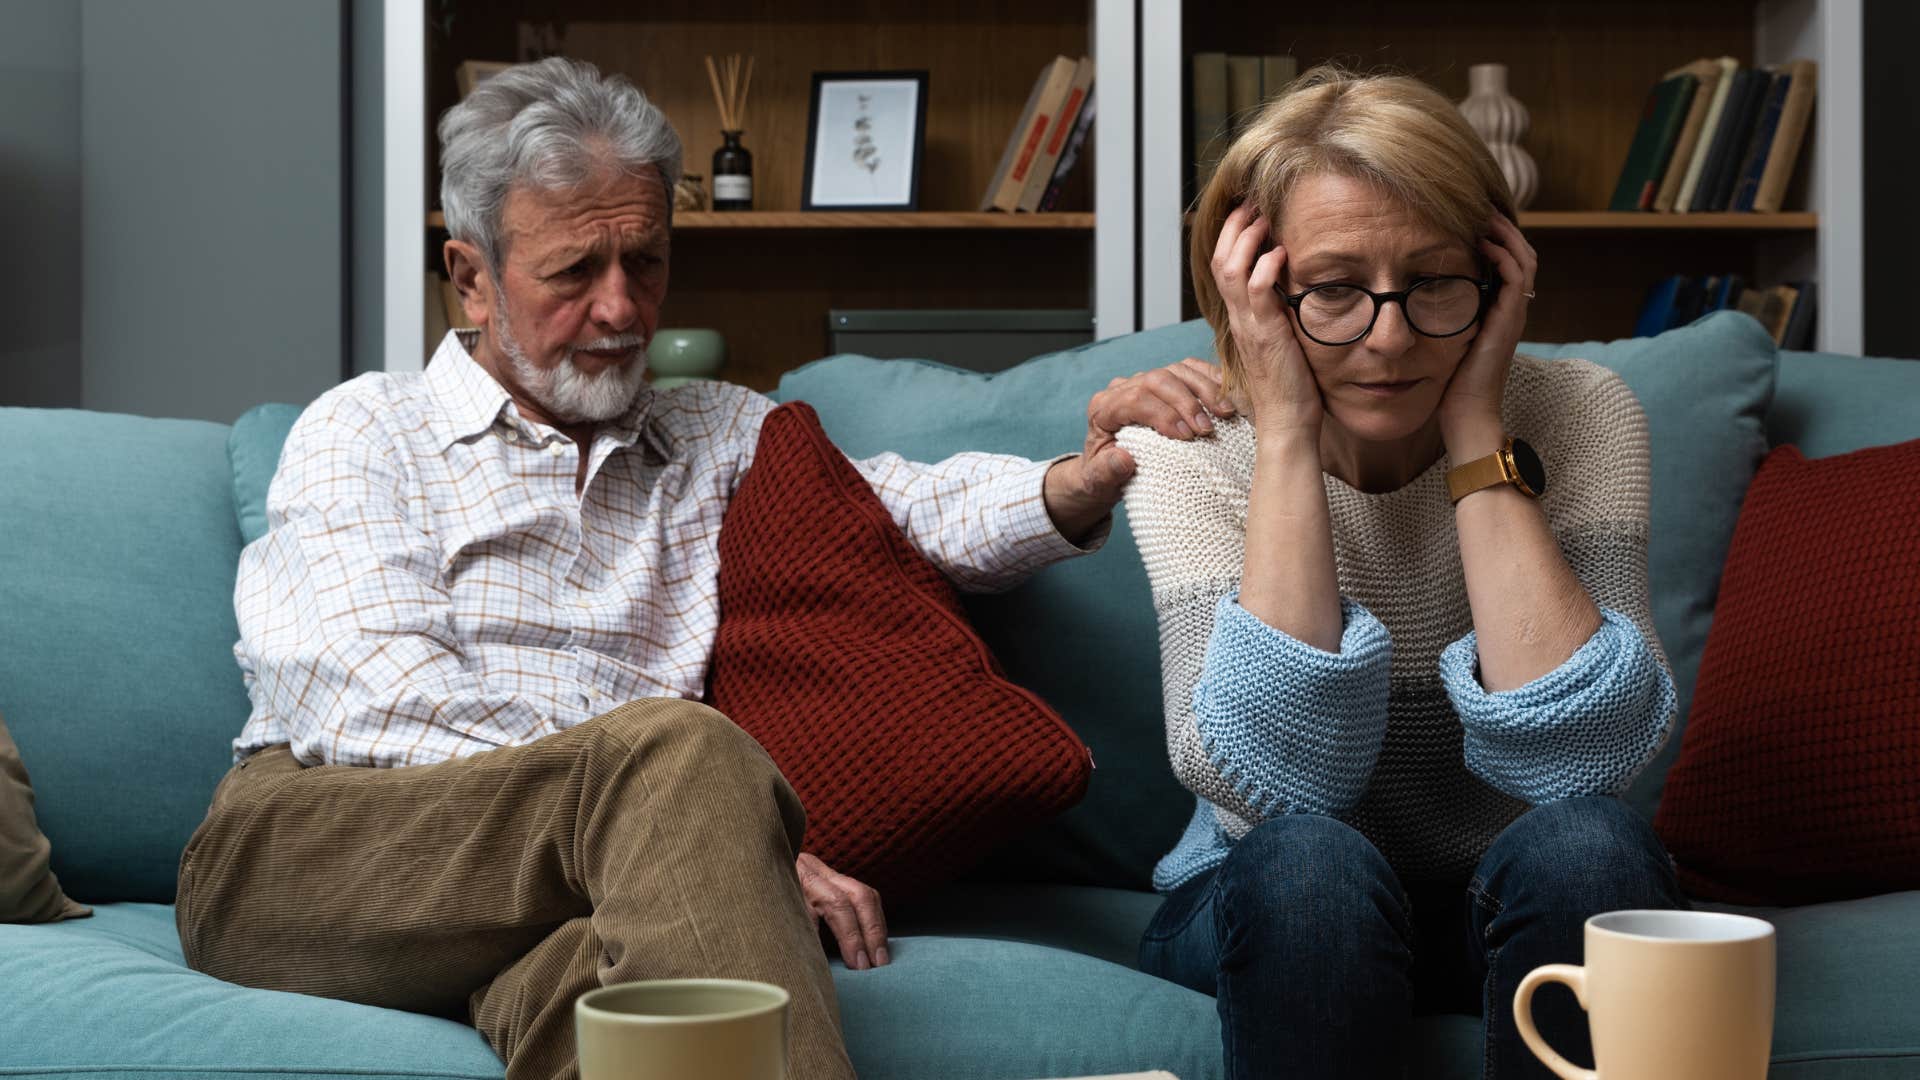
[1441,607,1675,804]
[1192,592,1394,819]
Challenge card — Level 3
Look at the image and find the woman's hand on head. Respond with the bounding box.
[1439,210,1537,447]
[1211,204,1323,436]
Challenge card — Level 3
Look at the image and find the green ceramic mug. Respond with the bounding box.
[647,328,727,390]
[576,979,789,1080]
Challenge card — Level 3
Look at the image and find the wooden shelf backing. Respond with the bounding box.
[1517,212,1818,231]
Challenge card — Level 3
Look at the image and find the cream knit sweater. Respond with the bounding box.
[1118,355,1675,889]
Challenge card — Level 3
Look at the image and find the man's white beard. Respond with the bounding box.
[493,299,649,424]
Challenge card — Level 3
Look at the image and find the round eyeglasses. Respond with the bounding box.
[1276,276,1495,346]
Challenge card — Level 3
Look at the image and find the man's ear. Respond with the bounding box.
[444,239,495,328]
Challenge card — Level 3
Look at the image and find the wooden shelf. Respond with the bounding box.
[1517,211,1818,231]
[426,210,1092,231]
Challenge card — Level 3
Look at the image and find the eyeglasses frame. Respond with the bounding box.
[1274,275,1498,347]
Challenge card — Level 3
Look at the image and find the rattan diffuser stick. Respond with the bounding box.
[705,54,754,131]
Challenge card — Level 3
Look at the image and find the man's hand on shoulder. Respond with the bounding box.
[796,852,890,971]
[1045,357,1235,542]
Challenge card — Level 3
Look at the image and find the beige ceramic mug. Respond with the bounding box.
[1514,910,1776,1080]
[576,978,789,1080]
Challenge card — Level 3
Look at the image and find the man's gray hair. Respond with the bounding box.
[438,57,683,271]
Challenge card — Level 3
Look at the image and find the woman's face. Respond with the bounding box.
[1274,172,1481,445]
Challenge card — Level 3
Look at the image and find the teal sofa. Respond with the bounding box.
[3,312,1917,1080]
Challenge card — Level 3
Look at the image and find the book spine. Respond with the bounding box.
[1191,52,1230,193]
[1752,60,1818,213]
[1638,77,1698,210]
[1699,70,1767,212]
[1675,59,1738,213]
[1732,73,1791,212]
[1038,92,1096,212]
[1653,62,1720,212]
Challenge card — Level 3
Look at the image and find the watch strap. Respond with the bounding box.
[1446,441,1515,502]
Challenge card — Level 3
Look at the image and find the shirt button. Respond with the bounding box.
[548,443,567,457]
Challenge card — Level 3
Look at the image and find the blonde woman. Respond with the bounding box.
[1120,67,1686,1079]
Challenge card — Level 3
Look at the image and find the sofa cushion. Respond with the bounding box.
[229,403,303,544]
[1708,892,1920,1077]
[1771,350,1920,459]
[0,903,1238,1080]
[0,408,253,903]
[708,403,1090,901]
[1655,440,1920,905]
[1517,310,1777,817]
[0,903,505,1080]
[777,322,1217,889]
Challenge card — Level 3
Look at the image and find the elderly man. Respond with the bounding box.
[173,57,1228,1080]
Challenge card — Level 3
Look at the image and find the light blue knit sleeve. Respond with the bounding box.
[1440,607,1675,804]
[1191,592,1394,819]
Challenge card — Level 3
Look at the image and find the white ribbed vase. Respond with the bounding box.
[1457,63,1538,210]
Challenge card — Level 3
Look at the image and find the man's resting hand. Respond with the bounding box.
[797,852,890,970]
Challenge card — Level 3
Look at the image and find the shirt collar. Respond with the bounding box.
[423,329,668,459]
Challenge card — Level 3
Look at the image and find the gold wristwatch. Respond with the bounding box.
[1446,436,1547,502]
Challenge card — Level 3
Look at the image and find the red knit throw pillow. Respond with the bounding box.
[707,402,1090,901]
[1654,439,1920,905]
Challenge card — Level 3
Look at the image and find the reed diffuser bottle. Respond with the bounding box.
[705,55,755,211]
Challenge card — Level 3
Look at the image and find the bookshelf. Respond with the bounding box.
[383,0,1136,389]
[1138,0,1863,352]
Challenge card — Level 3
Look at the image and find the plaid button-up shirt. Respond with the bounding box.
[232,331,1100,768]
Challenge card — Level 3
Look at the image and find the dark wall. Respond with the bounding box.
[1864,0,1920,359]
[0,0,82,408]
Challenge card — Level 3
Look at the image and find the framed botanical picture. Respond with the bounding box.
[802,71,929,211]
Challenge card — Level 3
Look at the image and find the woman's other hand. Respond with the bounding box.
[1211,205,1323,436]
[1439,210,1537,447]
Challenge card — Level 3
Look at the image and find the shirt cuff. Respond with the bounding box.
[984,454,1109,573]
[1441,607,1676,803]
[1192,592,1394,818]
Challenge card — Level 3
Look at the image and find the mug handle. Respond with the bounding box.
[1513,964,1597,1080]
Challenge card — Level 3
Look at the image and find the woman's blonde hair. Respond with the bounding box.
[1192,64,1516,399]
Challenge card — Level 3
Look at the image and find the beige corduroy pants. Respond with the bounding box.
[175,699,854,1080]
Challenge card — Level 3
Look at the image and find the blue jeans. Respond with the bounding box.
[1138,797,1686,1080]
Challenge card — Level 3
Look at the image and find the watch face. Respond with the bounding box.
[1510,438,1547,496]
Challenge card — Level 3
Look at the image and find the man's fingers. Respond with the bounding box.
[814,892,868,969]
[835,876,890,967]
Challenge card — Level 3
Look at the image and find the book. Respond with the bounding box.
[1752,59,1818,212]
[1262,54,1298,101]
[1226,55,1263,137]
[1635,275,1688,337]
[1691,67,1768,212]
[424,274,451,361]
[1037,88,1096,212]
[1653,59,1725,212]
[1781,280,1817,349]
[1673,57,1740,212]
[1191,52,1230,191]
[1734,281,1792,342]
[455,60,513,99]
[1708,274,1745,313]
[1671,276,1709,328]
[1608,74,1697,211]
[1731,71,1793,211]
[981,57,1075,212]
[1016,56,1094,212]
[1761,283,1800,343]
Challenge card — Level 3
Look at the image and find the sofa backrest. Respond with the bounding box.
[0,407,252,903]
[9,315,1915,902]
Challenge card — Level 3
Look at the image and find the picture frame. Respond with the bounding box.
[801,70,929,211]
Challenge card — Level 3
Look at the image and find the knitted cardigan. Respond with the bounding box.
[1118,355,1676,891]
